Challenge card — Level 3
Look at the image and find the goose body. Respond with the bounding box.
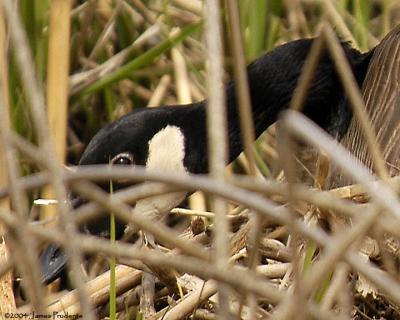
[40,38,374,284]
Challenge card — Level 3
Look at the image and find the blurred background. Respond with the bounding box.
[9,0,400,173]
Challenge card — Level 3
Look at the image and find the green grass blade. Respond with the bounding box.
[303,241,317,273]
[77,21,202,97]
[353,0,371,50]
[246,0,267,60]
[109,180,116,320]
[315,272,333,304]
[253,144,271,177]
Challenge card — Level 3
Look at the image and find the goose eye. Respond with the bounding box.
[111,152,134,166]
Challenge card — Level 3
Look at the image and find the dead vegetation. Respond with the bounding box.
[1,0,400,319]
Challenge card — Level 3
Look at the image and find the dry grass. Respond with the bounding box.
[0,0,400,319]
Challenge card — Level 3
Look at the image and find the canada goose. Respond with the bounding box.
[40,37,374,284]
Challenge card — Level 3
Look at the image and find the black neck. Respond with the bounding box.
[183,38,372,173]
[223,38,371,162]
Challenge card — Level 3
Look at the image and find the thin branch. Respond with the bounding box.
[322,25,389,183]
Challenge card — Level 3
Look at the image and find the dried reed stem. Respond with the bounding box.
[42,0,73,220]
[322,25,390,183]
[205,0,231,318]
[0,0,95,317]
[0,5,15,313]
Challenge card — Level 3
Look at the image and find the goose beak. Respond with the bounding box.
[40,244,68,284]
[39,196,82,285]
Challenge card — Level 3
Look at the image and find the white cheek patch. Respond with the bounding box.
[145,125,187,173]
[133,125,188,221]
